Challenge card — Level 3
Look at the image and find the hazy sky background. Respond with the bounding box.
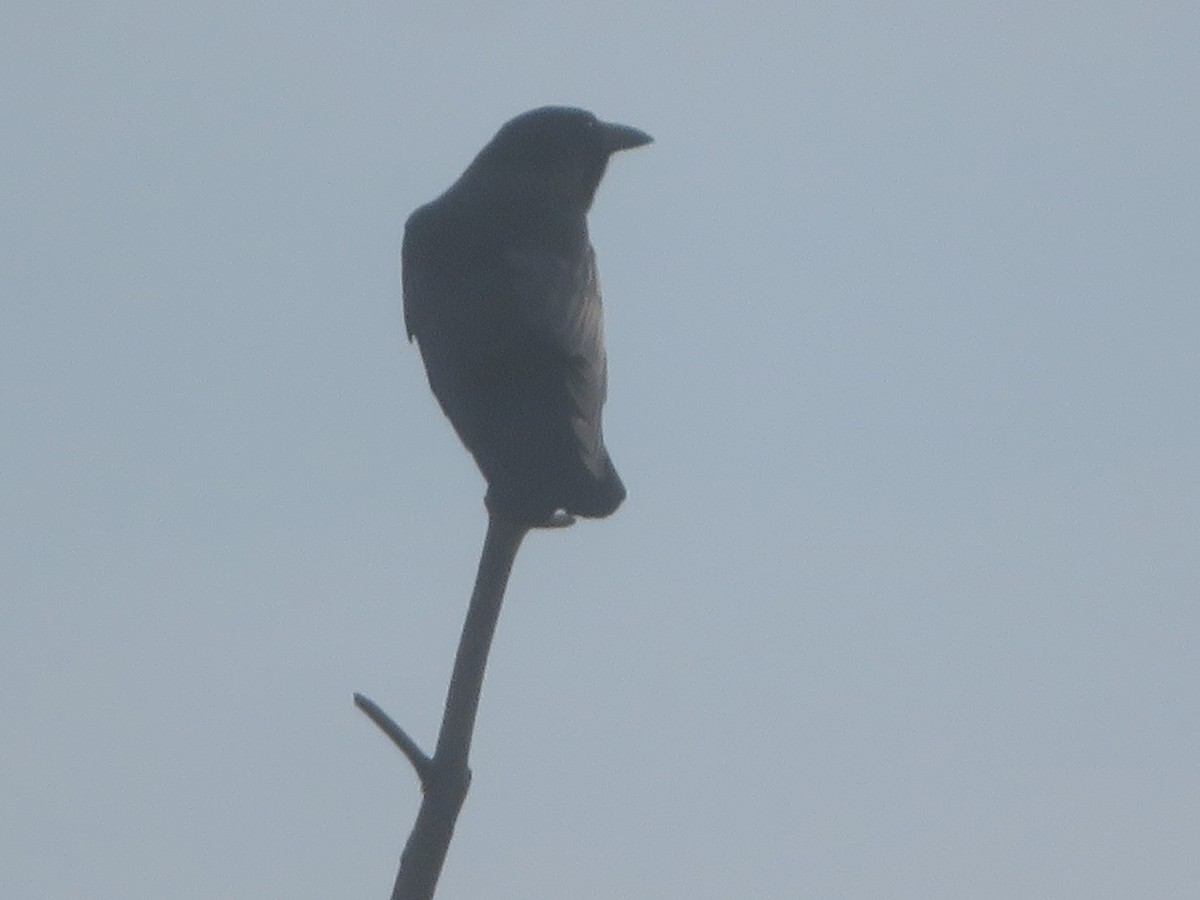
[3,3,1197,898]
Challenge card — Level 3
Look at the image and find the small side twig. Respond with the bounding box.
[353,693,434,787]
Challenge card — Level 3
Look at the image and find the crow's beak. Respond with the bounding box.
[601,121,653,154]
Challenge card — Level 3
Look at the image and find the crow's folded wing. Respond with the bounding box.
[402,204,611,477]
[503,244,608,436]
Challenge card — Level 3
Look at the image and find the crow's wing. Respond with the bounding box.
[504,243,608,449]
[402,202,611,479]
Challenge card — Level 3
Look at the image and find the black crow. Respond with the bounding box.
[402,106,651,526]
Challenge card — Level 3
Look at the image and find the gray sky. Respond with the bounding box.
[3,3,1198,898]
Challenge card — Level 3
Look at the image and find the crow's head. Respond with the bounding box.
[466,106,652,211]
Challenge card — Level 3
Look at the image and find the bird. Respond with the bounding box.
[402,106,652,527]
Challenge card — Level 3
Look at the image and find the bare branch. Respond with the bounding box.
[359,513,529,900]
